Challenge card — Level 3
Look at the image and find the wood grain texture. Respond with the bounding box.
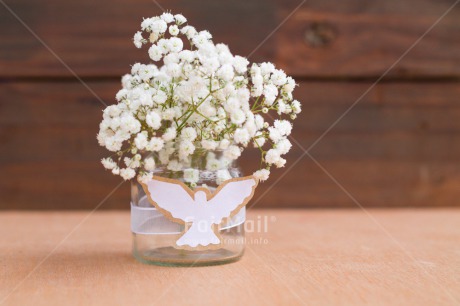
[0,0,275,77]
[0,210,459,305]
[1,0,460,209]
[1,0,460,78]
[1,81,460,209]
[276,0,460,78]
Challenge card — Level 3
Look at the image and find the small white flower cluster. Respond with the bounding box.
[98,12,301,185]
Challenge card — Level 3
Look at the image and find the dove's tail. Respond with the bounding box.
[176,222,221,248]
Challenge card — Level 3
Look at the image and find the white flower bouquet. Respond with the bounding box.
[98,12,301,186]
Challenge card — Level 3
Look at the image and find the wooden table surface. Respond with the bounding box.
[1,209,459,306]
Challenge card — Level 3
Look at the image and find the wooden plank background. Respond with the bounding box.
[0,0,459,209]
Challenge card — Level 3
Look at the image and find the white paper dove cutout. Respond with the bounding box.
[139,176,258,250]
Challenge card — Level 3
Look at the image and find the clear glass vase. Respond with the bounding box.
[131,151,246,266]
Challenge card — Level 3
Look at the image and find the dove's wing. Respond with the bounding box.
[207,177,257,225]
[143,178,196,223]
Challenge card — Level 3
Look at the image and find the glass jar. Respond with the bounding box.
[131,151,246,266]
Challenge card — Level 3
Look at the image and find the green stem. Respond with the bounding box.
[251,96,261,111]
[176,92,212,131]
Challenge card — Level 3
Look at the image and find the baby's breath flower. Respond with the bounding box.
[147,137,164,152]
[206,158,221,171]
[160,13,174,23]
[153,91,167,104]
[274,157,286,168]
[174,14,187,25]
[120,168,136,180]
[260,62,275,75]
[216,169,232,185]
[181,127,197,141]
[271,69,287,86]
[233,128,250,145]
[253,169,270,181]
[201,139,218,150]
[275,138,292,155]
[162,127,177,141]
[148,45,162,61]
[233,56,249,73]
[219,139,230,150]
[179,140,195,160]
[184,168,200,183]
[124,156,140,169]
[230,109,246,125]
[133,31,144,48]
[98,13,301,185]
[169,25,180,36]
[101,157,116,170]
[216,64,234,82]
[144,157,156,171]
[274,119,292,136]
[134,132,148,150]
[168,37,183,53]
[265,149,280,165]
[138,172,153,184]
[224,145,241,160]
[181,25,197,39]
[152,19,168,33]
[291,100,302,114]
[146,111,162,130]
[253,135,266,148]
[268,126,282,143]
